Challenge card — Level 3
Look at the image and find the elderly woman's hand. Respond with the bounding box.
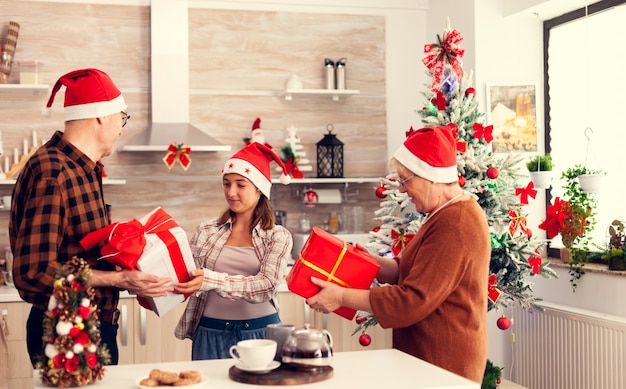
[305,277,344,314]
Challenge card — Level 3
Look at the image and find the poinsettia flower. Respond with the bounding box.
[65,355,79,373]
[85,352,98,368]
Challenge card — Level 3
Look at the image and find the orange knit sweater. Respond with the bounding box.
[370,199,490,383]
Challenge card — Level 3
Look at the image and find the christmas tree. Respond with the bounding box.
[355,23,556,340]
[39,256,110,387]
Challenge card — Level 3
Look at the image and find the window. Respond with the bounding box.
[544,0,626,255]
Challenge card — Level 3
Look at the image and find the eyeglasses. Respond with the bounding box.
[121,111,131,128]
[398,174,415,191]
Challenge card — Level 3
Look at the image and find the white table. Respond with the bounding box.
[33,349,479,388]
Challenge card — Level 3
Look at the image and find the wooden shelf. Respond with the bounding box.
[0,84,49,95]
[273,177,380,184]
[283,89,360,101]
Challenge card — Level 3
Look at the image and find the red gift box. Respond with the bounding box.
[286,226,380,320]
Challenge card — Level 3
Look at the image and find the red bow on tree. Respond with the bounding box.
[528,250,542,274]
[450,124,466,153]
[390,228,416,256]
[422,28,465,92]
[473,123,493,143]
[487,273,501,304]
[430,90,447,110]
[515,181,537,205]
[163,143,192,170]
[405,126,416,138]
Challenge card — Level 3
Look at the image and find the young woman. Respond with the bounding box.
[174,142,293,360]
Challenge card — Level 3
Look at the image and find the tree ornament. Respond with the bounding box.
[465,87,476,97]
[496,315,511,330]
[359,332,372,347]
[355,315,368,325]
[458,175,466,187]
[487,166,499,179]
[303,188,318,207]
[375,184,387,199]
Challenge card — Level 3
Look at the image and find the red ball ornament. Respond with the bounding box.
[487,167,499,179]
[458,175,466,187]
[497,378,502,385]
[497,315,511,330]
[359,333,372,347]
[465,87,476,97]
[372,226,380,233]
[375,185,387,199]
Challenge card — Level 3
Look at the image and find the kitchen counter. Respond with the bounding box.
[32,349,479,388]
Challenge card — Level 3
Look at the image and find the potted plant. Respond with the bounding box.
[538,165,598,290]
[569,164,606,193]
[526,154,553,189]
[599,219,626,271]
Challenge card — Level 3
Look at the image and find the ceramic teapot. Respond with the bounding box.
[281,323,333,369]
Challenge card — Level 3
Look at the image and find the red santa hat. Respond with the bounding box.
[222,142,290,198]
[42,68,127,121]
[393,124,458,183]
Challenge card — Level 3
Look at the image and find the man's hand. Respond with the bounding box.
[92,269,173,297]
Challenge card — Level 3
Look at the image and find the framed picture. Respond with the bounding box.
[486,83,538,153]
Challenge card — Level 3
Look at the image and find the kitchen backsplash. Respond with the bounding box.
[0,2,387,245]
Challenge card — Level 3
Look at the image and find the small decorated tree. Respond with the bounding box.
[39,256,110,387]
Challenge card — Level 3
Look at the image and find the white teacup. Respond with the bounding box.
[229,339,277,369]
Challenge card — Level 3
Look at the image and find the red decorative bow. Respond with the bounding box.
[528,252,542,274]
[473,123,493,143]
[422,29,465,92]
[488,273,501,304]
[450,124,466,153]
[163,143,192,170]
[405,126,416,138]
[79,208,179,269]
[515,181,537,205]
[508,208,530,239]
[390,228,416,256]
[431,90,447,110]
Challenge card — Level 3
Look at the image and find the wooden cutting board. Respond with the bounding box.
[228,364,333,385]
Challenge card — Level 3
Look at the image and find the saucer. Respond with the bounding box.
[236,360,281,374]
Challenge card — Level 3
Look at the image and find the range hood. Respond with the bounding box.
[120,0,231,153]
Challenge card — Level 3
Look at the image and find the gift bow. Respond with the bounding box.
[487,273,501,304]
[528,254,542,275]
[508,208,531,239]
[516,181,537,205]
[80,208,179,270]
[163,143,192,170]
[390,228,416,256]
[473,123,493,143]
[422,29,465,92]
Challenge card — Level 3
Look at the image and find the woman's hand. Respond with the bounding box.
[305,277,344,314]
[172,269,204,294]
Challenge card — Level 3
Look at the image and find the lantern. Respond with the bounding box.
[316,124,344,178]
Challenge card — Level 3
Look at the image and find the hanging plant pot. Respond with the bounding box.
[529,171,552,189]
[577,174,603,193]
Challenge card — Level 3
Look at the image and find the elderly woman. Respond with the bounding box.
[306,125,491,384]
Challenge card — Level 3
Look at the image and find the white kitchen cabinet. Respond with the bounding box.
[116,298,191,365]
[0,301,33,389]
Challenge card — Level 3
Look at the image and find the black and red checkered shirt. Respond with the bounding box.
[9,131,118,311]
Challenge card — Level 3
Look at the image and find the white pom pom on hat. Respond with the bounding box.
[393,124,459,184]
[222,142,291,199]
[42,68,127,121]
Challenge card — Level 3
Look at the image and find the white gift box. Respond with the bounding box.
[134,207,196,317]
